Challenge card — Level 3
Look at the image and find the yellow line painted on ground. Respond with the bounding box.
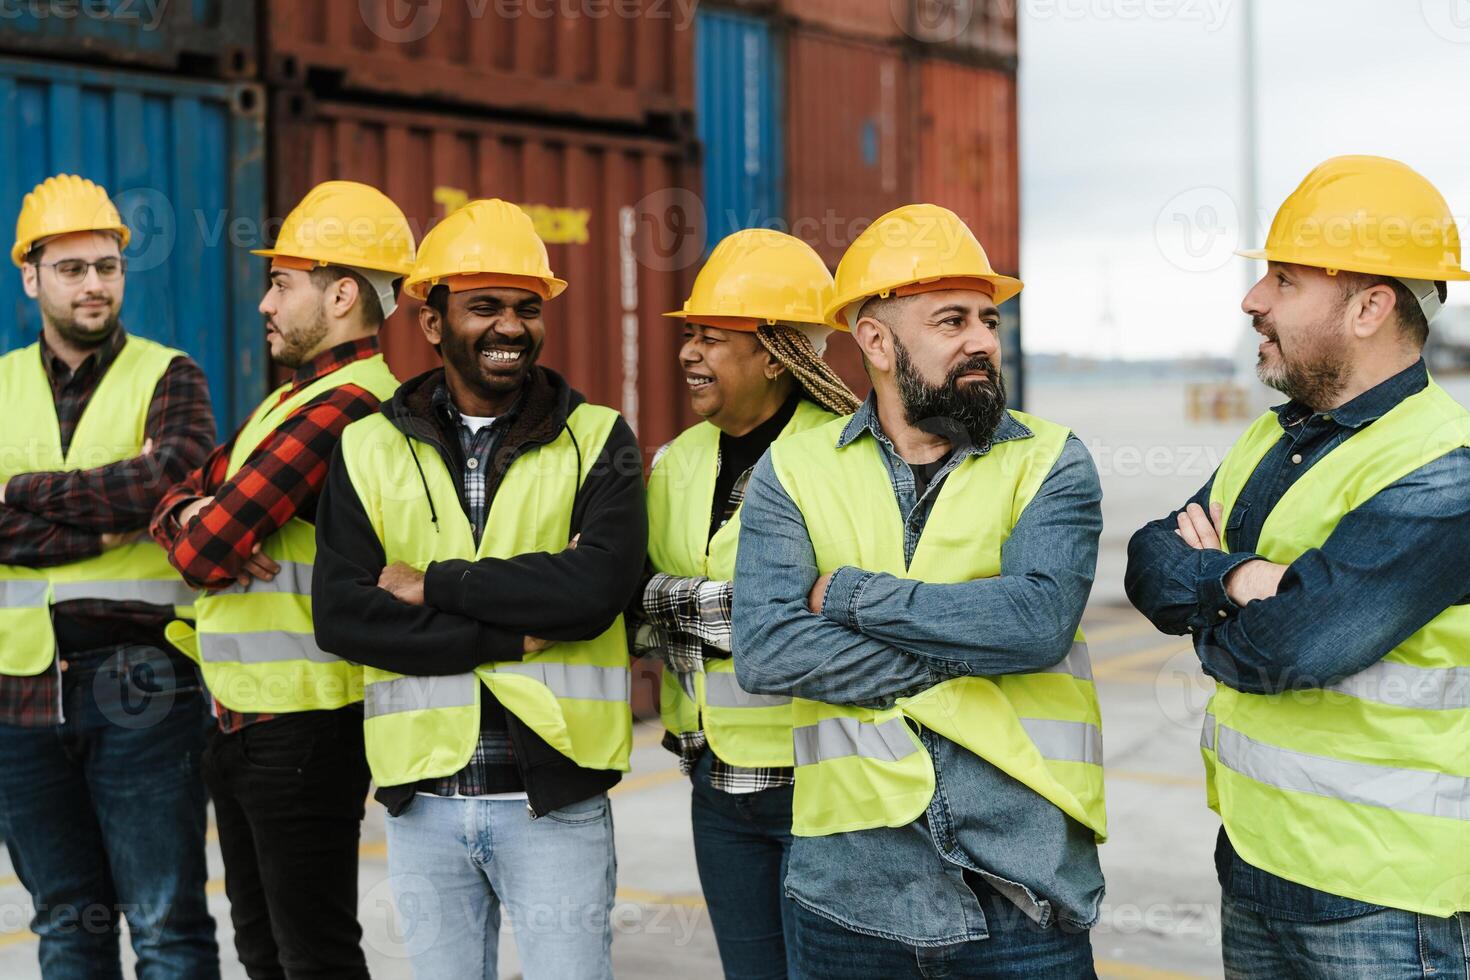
[1107,769,1206,788]
[615,886,706,909]
[609,766,685,797]
[0,874,17,888]
[1097,958,1211,979]
[1093,640,1189,678]
[633,723,666,749]
[1080,618,1158,645]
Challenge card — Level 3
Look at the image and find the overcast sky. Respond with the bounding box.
[1018,0,1470,359]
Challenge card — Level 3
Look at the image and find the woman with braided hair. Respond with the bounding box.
[635,229,857,979]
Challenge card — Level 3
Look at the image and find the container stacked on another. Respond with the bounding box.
[0,4,267,430]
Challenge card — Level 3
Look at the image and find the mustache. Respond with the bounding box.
[946,355,999,386]
[475,333,529,352]
[1252,315,1278,341]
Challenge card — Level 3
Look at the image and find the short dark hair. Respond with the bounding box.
[1338,272,1441,348]
[308,264,392,327]
[426,283,450,319]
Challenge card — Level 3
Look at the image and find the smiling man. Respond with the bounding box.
[1125,156,1470,978]
[313,198,646,979]
[150,180,413,979]
[731,204,1107,978]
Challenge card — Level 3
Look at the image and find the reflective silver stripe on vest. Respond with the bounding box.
[51,579,197,606]
[704,671,792,708]
[1019,718,1103,766]
[0,580,50,608]
[364,674,477,718]
[792,716,919,767]
[1326,659,1470,712]
[199,631,342,665]
[493,662,630,702]
[1201,712,1217,751]
[1042,642,1094,682]
[214,561,314,597]
[1214,722,1470,821]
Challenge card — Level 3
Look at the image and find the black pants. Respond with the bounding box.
[202,709,372,980]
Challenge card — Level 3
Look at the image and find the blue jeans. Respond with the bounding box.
[690,749,795,979]
[789,877,1096,979]
[0,644,217,980]
[1222,894,1470,979]
[382,791,616,980]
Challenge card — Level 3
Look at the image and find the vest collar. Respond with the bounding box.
[836,392,1033,457]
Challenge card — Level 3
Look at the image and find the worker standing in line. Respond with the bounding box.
[150,180,413,979]
[312,198,646,979]
[732,204,1107,978]
[0,174,219,978]
[636,229,860,978]
[1125,156,1470,978]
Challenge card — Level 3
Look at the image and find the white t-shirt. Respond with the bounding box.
[460,413,496,434]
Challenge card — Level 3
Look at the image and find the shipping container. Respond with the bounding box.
[264,0,693,128]
[782,0,904,39]
[785,28,914,268]
[0,58,268,432]
[910,0,1018,64]
[0,1,256,78]
[269,92,703,455]
[916,59,1018,275]
[695,8,783,248]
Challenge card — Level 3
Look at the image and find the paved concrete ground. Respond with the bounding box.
[0,601,1224,979]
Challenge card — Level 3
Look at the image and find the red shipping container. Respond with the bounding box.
[916,59,1019,275]
[269,92,704,458]
[265,0,693,127]
[910,0,1018,63]
[782,0,905,39]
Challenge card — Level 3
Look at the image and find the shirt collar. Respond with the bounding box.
[288,336,381,391]
[431,378,522,430]
[1271,358,1429,431]
[836,391,1032,456]
[38,325,127,384]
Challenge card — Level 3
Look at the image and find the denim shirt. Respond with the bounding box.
[1124,359,1470,921]
[732,396,1105,945]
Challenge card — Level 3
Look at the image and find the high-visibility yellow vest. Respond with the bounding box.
[768,412,1106,839]
[165,354,399,712]
[647,398,836,767]
[340,402,634,787]
[1202,380,1470,916]
[0,336,196,676]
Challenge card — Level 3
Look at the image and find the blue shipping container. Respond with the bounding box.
[695,9,784,249]
[0,57,267,431]
[0,1,256,77]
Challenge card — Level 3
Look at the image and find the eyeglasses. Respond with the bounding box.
[34,257,126,284]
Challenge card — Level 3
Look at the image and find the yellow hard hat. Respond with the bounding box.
[252,180,415,276]
[1238,155,1470,282]
[665,229,834,331]
[825,203,1023,329]
[404,198,567,301]
[12,174,131,267]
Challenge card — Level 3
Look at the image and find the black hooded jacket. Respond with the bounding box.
[313,365,647,816]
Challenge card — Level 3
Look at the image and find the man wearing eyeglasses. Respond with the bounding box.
[0,174,220,978]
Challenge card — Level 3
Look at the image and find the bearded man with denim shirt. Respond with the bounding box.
[732,204,1107,979]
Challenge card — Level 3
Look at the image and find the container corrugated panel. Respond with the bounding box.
[0,1,256,77]
[270,93,702,455]
[785,28,914,268]
[265,1,693,127]
[916,59,1018,275]
[910,0,1018,63]
[782,0,904,39]
[0,58,268,432]
[695,8,783,247]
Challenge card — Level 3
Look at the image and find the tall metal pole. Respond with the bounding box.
[1235,0,1260,387]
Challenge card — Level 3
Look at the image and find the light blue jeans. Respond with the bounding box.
[383,792,616,980]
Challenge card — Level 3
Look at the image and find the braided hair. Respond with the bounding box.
[756,324,862,416]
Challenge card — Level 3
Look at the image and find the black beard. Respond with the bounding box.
[1252,314,1349,411]
[894,336,1008,449]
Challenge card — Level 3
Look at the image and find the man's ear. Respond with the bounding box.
[1349,282,1398,340]
[418,301,444,347]
[853,315,892,374]
[20,262,39,300]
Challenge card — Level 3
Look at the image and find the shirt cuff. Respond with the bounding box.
[423,559,468,615]
[2,473,39,512]
[818,566,873,629]
[1194,550,1261,629]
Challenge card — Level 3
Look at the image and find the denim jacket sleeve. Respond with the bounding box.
[731,453,948,708]
[1123,471,1261,635]
[815,436,1103,675]
[1190,449,1470,694]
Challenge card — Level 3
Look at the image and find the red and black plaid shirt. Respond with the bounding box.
[0,328,216,727]
[150,336,389,733]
